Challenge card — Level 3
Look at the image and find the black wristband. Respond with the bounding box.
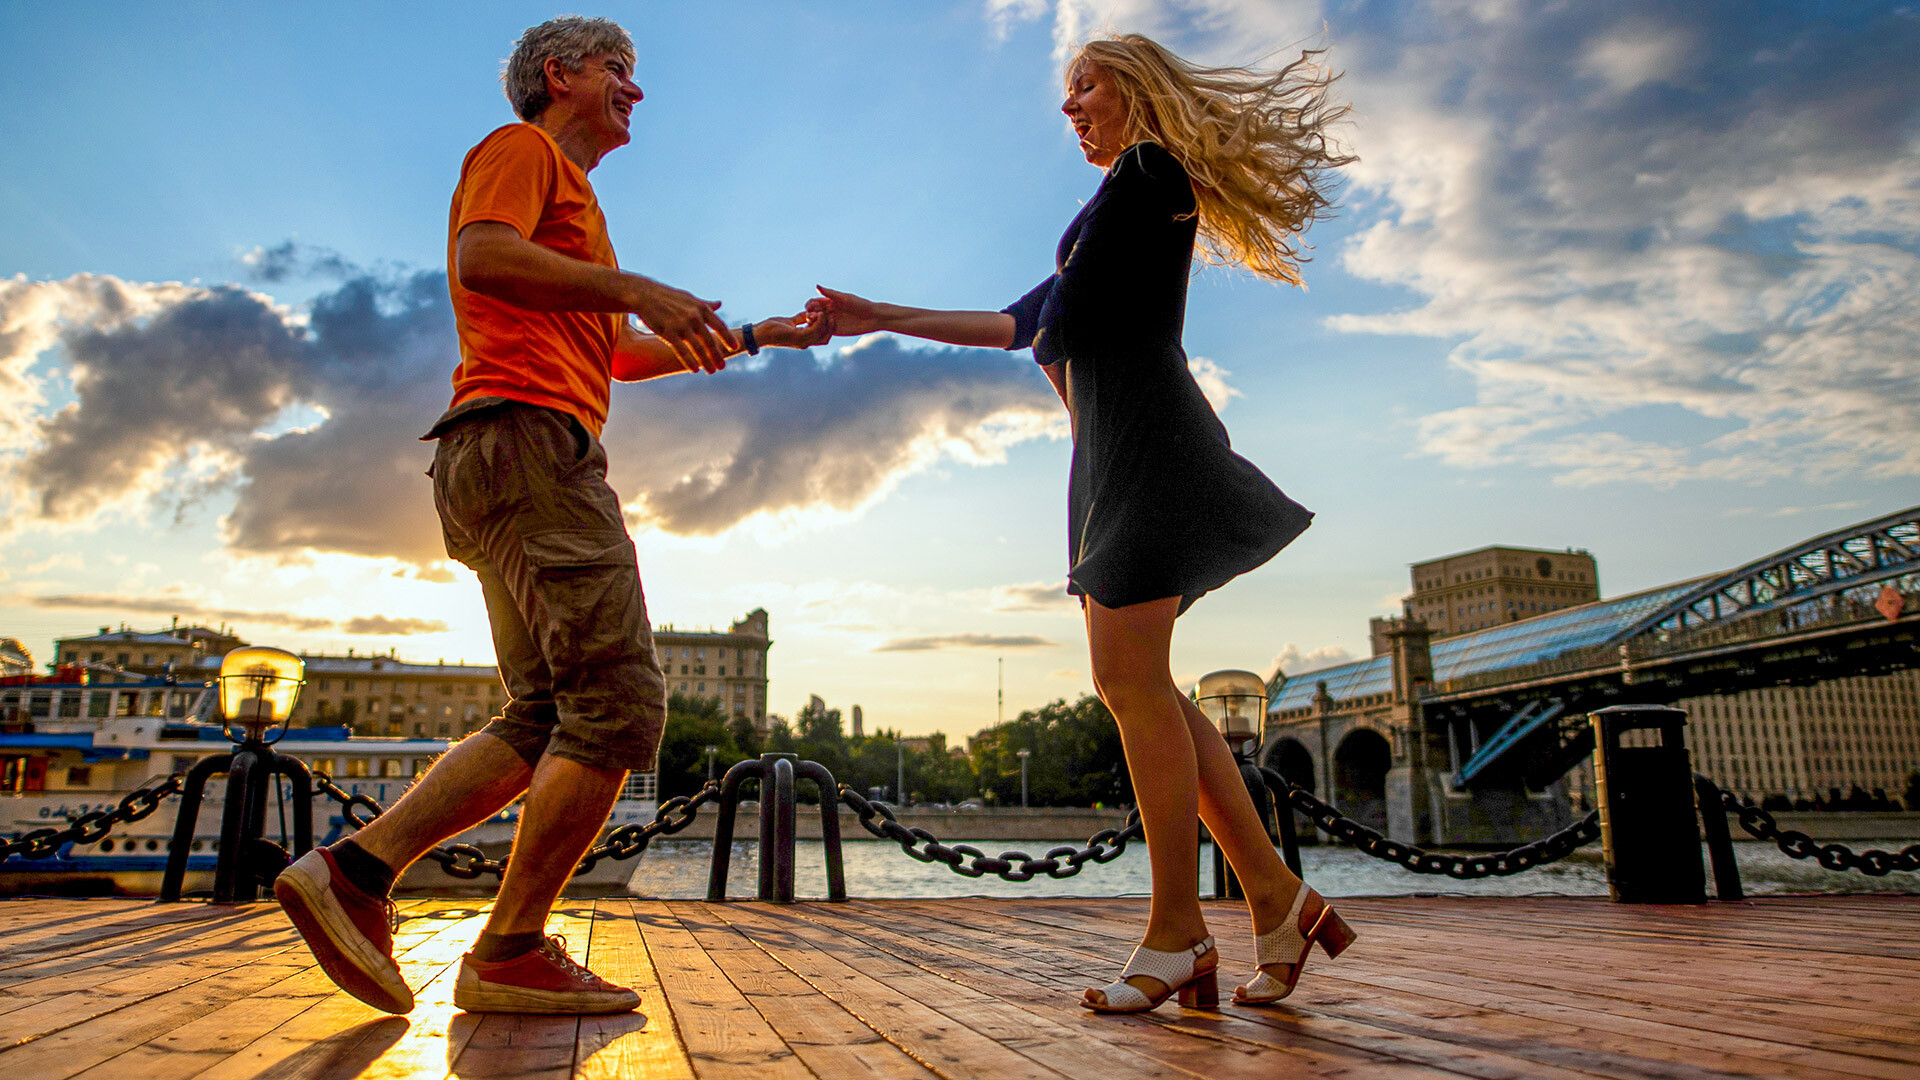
[741,322,760,356]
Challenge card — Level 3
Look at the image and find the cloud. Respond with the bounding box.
[3,268,1063,562]
[874,633,1060,652]
[240,241,358,283]
[604,334,1061,536]
[990,580,1077,612]
[993,2,1920,488]
[22,593,335,633]
[990,0,1325,64]
[20,592,447,636]
[1327,2,1920,486]
[1268,641,1352,679]
[1186,356,1241,413]
[340,615,450,636]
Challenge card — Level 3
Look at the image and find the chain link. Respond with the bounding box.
[0,773,186,863]
[1703,782,1920,876]
[1262,768,1602,879]
[311,772,718,880]
[839,786,1144,881]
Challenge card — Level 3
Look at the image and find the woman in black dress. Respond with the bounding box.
[812,34,1354,1014]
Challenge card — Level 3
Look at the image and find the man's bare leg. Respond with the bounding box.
[348,732,534,874]
[483,754,625,935]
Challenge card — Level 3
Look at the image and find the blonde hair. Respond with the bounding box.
[1071,35,1354,287]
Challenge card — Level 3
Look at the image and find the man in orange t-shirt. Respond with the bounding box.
[275,16,826,1019]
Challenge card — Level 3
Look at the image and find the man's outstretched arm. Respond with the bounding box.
[455,221,737,372]
[612,312,830,381]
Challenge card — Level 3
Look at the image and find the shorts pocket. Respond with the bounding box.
[520,529,642,667]
[520,529,634,574]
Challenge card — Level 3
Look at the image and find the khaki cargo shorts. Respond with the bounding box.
[426,400,666,772]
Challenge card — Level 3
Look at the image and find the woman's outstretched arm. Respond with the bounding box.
[809,286,1016,349]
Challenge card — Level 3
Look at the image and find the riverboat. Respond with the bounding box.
[0,673,656,895]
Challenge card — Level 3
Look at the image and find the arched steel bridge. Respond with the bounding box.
[1614,504,1920,642]
[1438,505,1920,788]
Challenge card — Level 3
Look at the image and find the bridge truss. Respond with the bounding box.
[1445,506,1920,788]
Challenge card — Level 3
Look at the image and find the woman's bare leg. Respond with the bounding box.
[1081,595,1216,1005]
[1176,694,1319,985]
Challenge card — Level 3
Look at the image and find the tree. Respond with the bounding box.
[1906,771,1920,812]
[728,714,762,759]
[654,693,738,800]
[970,695,1129,808]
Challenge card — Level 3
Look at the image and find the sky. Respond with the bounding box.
[2,0,1916,740]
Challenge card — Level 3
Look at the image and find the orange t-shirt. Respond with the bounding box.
[446,123,622,435]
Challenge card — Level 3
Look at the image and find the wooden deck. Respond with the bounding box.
[2,894,1917,1079]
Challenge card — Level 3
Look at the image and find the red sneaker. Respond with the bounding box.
[274,847,413,1014]
[454,935,641,1015]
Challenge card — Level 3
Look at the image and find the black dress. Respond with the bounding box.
[1003,141,1312,613]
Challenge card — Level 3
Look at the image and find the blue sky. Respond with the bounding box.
[3,1,1916,739]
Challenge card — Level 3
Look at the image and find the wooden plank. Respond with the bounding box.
[1323,968,1920,1080]
[574,899,696,1080]
[1334,915,1920,1039]
[704,901,1069,1080]
[0,901,256,979]
[811,900,1475,1080]
[671,901,943,1080]
[189,898,486,1080]
[848,899,1613,1080]
[0,906,303,1048]
[443,904,592,1080]
[638,901,814,1079]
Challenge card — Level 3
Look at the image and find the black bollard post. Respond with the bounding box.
[770,755,797,903]
[213,740,269,903]
[275,756,315,860]
[1260,767,1304,878]
[1693,774,1744,901]
[160,753,233,902]
[707,759,763,901]
[796,761,847,902]
[1591,704,1706,904]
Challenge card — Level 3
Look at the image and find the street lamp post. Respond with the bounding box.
[895,739,906,808]
[1195,669,1280,898]
[1016,748,1031,809]
[161,646,314,904]
[704,744,719,782]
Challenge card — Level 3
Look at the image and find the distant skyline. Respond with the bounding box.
[3,2,1915,739]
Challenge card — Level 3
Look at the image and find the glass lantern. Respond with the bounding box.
[218,646,305,741]
[1195,669,1267,753]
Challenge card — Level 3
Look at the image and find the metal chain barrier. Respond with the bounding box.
[839,786,1144,881]
[311,772,719,880]
[0,773,185,863]
[1702,782,1920,876]
[1266,772,1603,879]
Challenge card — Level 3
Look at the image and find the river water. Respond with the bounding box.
[612,837,1920,900]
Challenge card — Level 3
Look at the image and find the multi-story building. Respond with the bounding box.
[43,608,775,733]
[1373,545,1600,651]
[52,621,246,675]
[1678,672,1920,804]
[655,609,773,729]
[280,653,505,738]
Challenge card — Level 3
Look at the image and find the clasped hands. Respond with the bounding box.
[630,280,878,376]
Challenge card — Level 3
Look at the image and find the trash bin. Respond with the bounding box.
[1590,704,1705,904]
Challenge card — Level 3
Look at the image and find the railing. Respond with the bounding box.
[5,743,1915,904]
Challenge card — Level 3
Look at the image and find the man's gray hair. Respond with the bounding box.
[501,16,635,122]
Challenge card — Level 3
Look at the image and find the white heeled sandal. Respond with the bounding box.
[1082,935,1218,1013]
[1234,885,1356,1005]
